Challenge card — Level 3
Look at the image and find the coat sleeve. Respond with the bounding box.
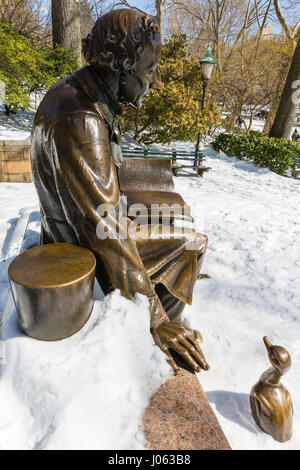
[50,112,168,328]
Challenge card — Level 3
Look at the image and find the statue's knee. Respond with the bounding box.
[202,234,208,251]
[194,233,208,253]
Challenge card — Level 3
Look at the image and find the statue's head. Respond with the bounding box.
[82,8,162,108]
[263,337,291,375]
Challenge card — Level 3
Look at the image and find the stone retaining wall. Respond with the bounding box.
[0,138,32,183]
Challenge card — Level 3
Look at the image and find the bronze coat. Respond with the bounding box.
[30,66,206,328]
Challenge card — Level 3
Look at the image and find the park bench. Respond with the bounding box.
[118,158,194,223]
[121,145,211,177]
[292,157,300,179]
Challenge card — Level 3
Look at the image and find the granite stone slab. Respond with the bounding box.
[143,368,231,450]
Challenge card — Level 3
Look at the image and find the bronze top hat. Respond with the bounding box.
[8,243,96,341]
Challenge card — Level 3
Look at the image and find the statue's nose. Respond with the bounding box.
[150,69,163,91]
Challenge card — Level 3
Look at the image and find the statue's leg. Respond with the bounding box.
[155,283,185,322]
[195,234,207,277]
[132,225,208,324]
[40,225,53,245]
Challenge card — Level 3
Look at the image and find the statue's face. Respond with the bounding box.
[119,39,161,108]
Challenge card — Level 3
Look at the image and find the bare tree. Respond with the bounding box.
[155,0,168,36]
[51,0,82,67]
[163,0,300,134]
[269,35,300,138]
[0,0,51,44]
[219,33,291,133]
[112,0,146,12]
[80,0,96,38]
[273,0,300,45]
[84,0,112,21]
[262,0,300,133]
[165,0,274,73]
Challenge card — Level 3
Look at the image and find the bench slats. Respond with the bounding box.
[121,145,210,177]
[122,150,204,156]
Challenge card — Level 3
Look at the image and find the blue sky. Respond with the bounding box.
[124,0,153,12]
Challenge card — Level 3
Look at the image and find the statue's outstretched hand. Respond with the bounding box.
[151,321,210,375]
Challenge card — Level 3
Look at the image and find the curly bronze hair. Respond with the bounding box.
[82,9,160,72]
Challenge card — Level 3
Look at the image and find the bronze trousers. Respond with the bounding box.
[131,225,208,322]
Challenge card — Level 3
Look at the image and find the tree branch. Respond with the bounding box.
[273,0,291,40]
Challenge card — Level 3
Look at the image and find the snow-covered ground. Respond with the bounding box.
[174,144,300,450]
[0,108,33,141]
[241,118,300,135]
[222,114,300,136]
[0,190,171,450]
[0,112,300,450]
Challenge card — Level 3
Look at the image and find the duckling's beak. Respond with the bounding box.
[263,336,272,351]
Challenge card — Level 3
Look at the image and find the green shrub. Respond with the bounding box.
[212,133,300,176]
[0,20,77,113]
[249,130,262,138]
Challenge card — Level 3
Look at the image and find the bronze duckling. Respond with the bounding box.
[250,336,293,442]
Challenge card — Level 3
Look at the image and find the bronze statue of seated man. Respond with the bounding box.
[30,8,210,375]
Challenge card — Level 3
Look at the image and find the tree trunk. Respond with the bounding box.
[155,0,163,37]
[51,0,82,68]
[4,104,13,116]
[263,97,280,135]
[269,36,300,139]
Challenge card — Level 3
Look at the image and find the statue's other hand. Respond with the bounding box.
[151,321,210,375]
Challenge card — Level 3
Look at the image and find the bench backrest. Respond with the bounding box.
[121,147,206,164]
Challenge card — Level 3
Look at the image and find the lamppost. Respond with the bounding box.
[196,43,216,153]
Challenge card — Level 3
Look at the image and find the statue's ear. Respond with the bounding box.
[82,34,93,63]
